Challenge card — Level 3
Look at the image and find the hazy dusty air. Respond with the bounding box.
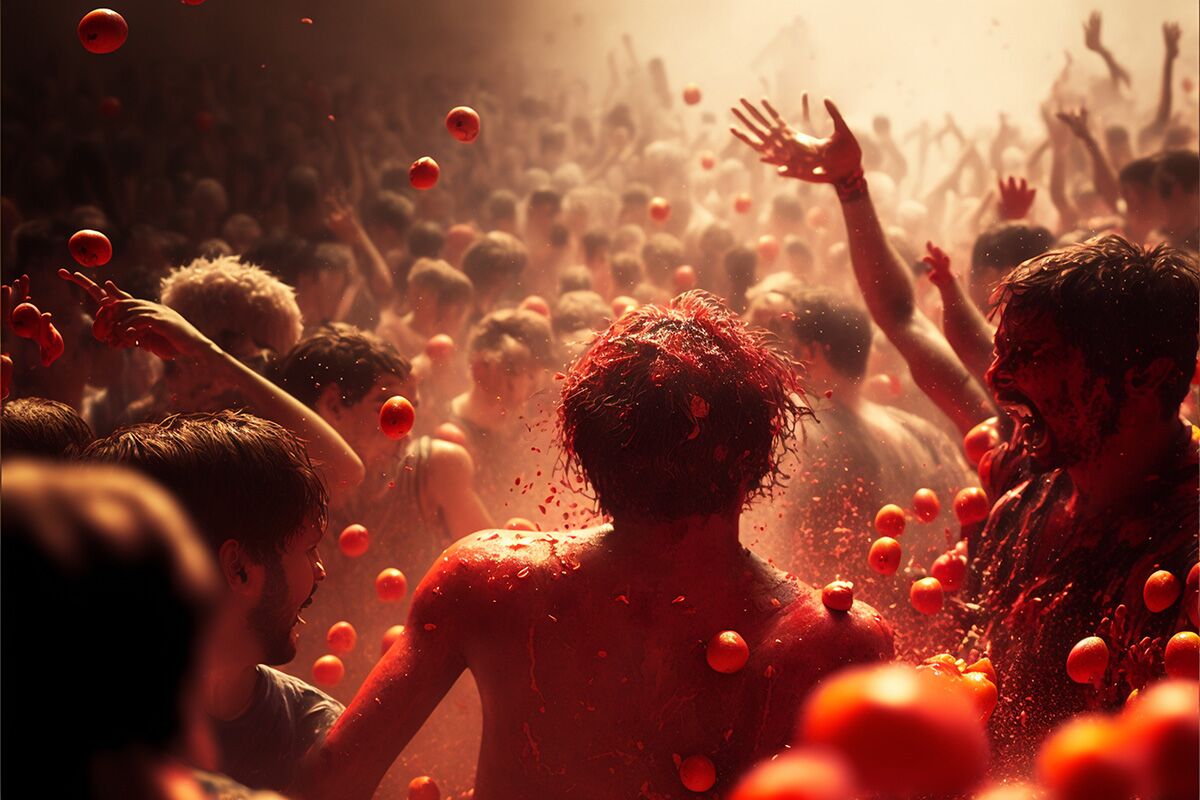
[508,0,1197,128]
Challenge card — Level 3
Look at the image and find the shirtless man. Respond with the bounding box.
[752,287,974,605]
[303,292,894,799]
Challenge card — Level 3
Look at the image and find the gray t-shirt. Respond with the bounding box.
[212,665,344,792]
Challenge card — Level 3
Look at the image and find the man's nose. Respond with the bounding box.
[313,552,327,582]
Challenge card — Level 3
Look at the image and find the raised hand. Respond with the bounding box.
[326,190,364,245]
[1083,11,1104,53]
[1055,107,1091,141]
[59,270,209,361]
[2,274,31,334]
[997,176,1037,221]
[922,241,954,287]
[730,96,863,188]
[1164,21,1181,60]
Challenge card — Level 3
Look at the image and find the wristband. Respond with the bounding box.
[834,169,867,202]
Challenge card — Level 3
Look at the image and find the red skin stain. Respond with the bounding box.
[313,526,893,798]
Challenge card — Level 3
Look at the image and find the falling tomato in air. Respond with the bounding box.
[78,9,128,54]
[379,395,416,440]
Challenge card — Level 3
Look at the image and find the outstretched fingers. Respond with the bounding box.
[59,269,109,306]
[730,126,764,151]
[824,98,850,135]
[102,279,134,301]
[731,105,769,144]
[761,97,786,127]
[739,98,775,132]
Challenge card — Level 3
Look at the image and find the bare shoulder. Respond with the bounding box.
[425,437,475,476]
[411,525,609,620]
[427,436,471,464]
[768,583,895,672]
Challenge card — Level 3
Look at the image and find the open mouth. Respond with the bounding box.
[997,393,1050,453]
[295,592,315,627]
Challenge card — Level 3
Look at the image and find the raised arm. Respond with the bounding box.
[299,548,472,800]
[730,97,995,435]
[327,193,395,304]
[59,270,365,498]
[1044,106,1079,233]
[923,242,994,385]
[1144,22,1181,138]
[1056,108,1120,212]
[1083,11,1132,92]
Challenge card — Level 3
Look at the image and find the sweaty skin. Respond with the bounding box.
[302,518,893,800]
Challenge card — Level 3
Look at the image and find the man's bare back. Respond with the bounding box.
[305,521,893,799]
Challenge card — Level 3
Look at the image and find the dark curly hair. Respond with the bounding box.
[559,291,809,522]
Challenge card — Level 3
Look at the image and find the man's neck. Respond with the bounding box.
[826,377,863,411]
[605,509,748,584]
[1066,415,1183,517]
[455,387,515,434]
[404,308,439,338]
[203,638,260,721]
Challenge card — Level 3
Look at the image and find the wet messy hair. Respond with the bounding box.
[559,291,808,522]
[991,235,1199,415]
[81,410,328,562]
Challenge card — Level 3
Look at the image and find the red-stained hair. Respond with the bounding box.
[559,291,809,522]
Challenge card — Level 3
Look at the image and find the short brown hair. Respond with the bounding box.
[462,232,527,296]
[468,309,556,368]
[273,323,412,409]
[81,410,328,562]
[1,397,93,458]
[407,258,474,307]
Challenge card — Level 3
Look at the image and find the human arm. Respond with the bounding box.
[1044,106,1079,233]
[298,548,471,800]
[923,242,995,384]
[988,114,1018,176]
[1055,108,1120,212]
[873,116,908,184]
[327,193,395,304]
[426,439,495,539]
[1143,22,1181,138]
[730,97,995,436]
[59,270,365,497]
[1083,11,1132,91]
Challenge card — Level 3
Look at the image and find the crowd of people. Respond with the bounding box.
[1,6,1198,799]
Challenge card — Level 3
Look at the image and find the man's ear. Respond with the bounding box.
[469,359,489,386]
[314,383,345,422]
[1125,356,1178,399]
[218,539,262,597]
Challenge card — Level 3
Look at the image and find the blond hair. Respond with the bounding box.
[160,256,303,356]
